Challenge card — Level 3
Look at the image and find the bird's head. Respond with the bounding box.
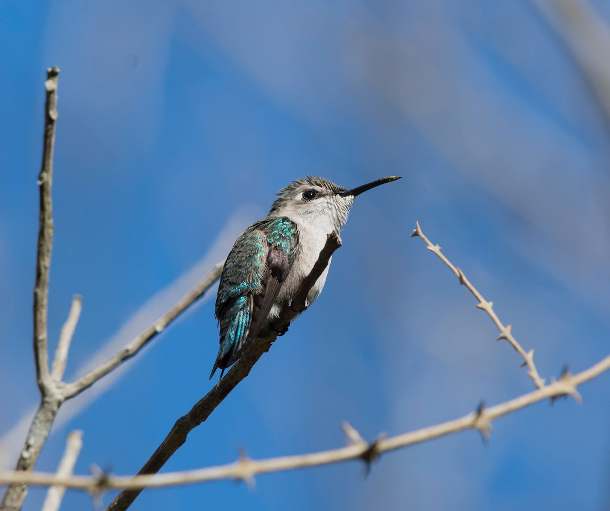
[269,175,401,232]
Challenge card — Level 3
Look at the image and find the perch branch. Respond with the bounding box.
[105,232,343,511]
[411,222,545,389]
[41,431,83,511]
[0,353,607,492]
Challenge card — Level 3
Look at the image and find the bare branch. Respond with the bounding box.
[0,67,223,509]
[105,232,343,511]
[412,222,546,388]
[33,65,60,396]
[51,296,82,381]
[0,353,607,492]
[61,263,224,399]
[0,66,62,511]
[41,431,83,511]
[0,400,61,511]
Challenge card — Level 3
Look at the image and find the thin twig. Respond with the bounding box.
[33,65,60,396]
[61,263,224,400]
[411,222,546,388]
[51,296,83,381]
[105,233,343,511]
[41,431,83,511]
[0,353,607,492]
[0,66,62,511]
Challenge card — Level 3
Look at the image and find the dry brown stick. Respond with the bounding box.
[0,352,607,492]
[51,295,82,381]
[60,263,224,400]
[105,233,343,511]
[411,222,546,388]
[41,431,83,511]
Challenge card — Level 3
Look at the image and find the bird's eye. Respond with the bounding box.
[302,190,317,201]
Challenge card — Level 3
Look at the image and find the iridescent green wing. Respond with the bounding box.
[210,218,299,379]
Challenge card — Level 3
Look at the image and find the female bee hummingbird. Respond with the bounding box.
[210,175,401,379]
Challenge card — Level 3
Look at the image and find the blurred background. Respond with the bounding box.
[2,0,610,510]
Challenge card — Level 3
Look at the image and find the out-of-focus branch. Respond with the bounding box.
[411,222,546,388]
[105,233,343,511]
[51,295,82,381]
[532,0,610,124]
[41,431,83,511]
[1,352,608,492]
[61,263,224,400]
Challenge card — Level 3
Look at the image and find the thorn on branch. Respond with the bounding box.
[426,244,442,256]
[520,349,533,367]
[237,447,256,490]
[457,268,467,286]
[476,300,493,313]
[550,366,582,405]
[473,401,492,445]
[89,464,111,510]
[360,433,387,477]
[411,221,421,238]
[497,325,512,342]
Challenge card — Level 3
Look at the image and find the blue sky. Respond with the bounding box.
[2,1,610,510]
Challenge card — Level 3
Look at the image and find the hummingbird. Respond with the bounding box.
[210,175,401,379]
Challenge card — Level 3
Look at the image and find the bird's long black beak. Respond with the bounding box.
[338,176,402,197]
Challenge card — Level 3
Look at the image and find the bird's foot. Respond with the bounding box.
[271,325,290,336]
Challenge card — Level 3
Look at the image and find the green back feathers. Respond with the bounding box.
[215,217,299,316]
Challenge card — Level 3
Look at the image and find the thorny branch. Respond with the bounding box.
[411,222,546,389]
[0,352,608,493]
[105,233,343,511]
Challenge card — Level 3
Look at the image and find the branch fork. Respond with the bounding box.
[0,68,226,511]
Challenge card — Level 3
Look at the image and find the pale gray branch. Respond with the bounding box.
[51,296,82,382]
[0,66,62,511]
[61,263,223,400]
[41,431,83,511]
[33,65,60,397]
[412,222,546,389]
[0,65,225,511]
[0,352,607,491]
